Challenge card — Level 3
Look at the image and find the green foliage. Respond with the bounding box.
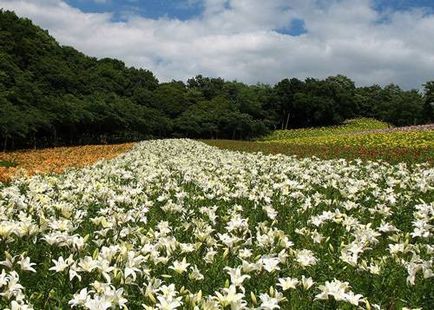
[355,84,425,126]
[0,159,17,167]
[0,10,161,149]
[423,81,434,122]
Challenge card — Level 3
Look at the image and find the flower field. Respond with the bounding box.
[262,119,391,141]
[262,119,434,150]
[0,143,134,183]
[204,119,434,165]
[264,130,434,150]
[0,139,433,309]
[202,139,434,165]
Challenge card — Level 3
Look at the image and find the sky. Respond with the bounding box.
[1,0,434,89]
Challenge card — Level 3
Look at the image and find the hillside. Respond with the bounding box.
[262,118,390,141]
[204,118,434,164]
[262,118,434,149]
[1,10,433,150]
[0,10,162,149]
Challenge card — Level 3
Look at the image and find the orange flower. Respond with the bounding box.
[0,143,134,183]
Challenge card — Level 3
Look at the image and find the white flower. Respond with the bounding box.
[300,275,314,290]
[315,279,350,301]
[69,288,89,307]
[214,285,245,308]
[238,249,253,259]
[179,243,195,253]
[9,300,34,310]
[0,269,7,288]
[84,295,111,310]
[345,291,364,306]
[0,138,431,309]
[69,264,82,282]
[378,221,399,233]
[241,260,262,273]
[295,249,317,267]
[156,296,182,310]
[367,263,381,275]
[0,252,16,269]
[78,256,98,273]
[225,266,250,287]
[106,287,128,308]
[18,256,36,273]
[169,258,190,274]
[204,248,218,264]
[2,271,24,300]
[315,278,363,305]
[261,257,280,272]
[49,255,74,272]
[263,205,278,220]
[159,284,177,299]
[311,231,325,244]
[259,293,280,310]
[189,265,204,281]
[277,277,299,290]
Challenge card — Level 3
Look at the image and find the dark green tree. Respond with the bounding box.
[422,81,434,122]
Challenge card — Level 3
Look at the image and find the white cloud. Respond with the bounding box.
[0,0,433,88]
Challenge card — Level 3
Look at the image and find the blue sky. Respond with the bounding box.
[64,0,434,35]
[373,0,434,12]
[65,1,434,20]
[64,0,204,22]
[2,0,434,88]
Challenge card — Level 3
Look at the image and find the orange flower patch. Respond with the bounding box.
[0,143,135,183]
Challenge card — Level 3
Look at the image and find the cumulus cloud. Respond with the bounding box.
[0,0,433,88]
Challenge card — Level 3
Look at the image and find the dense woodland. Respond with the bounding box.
[1,10,433,150]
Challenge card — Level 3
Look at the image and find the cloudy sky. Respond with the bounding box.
[1,0,434,88]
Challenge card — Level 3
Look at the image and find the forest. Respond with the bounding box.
[1,10,433,150]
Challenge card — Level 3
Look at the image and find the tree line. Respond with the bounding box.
[1,10,433,150]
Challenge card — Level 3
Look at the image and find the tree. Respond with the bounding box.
[325,75,356,121]
[0,96,28,150]
[187,75,225,100]
[151,82,189,117]
[274,78,305,129]
[423,81,434,122]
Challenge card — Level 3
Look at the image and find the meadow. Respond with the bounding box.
[0,139,433,309]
